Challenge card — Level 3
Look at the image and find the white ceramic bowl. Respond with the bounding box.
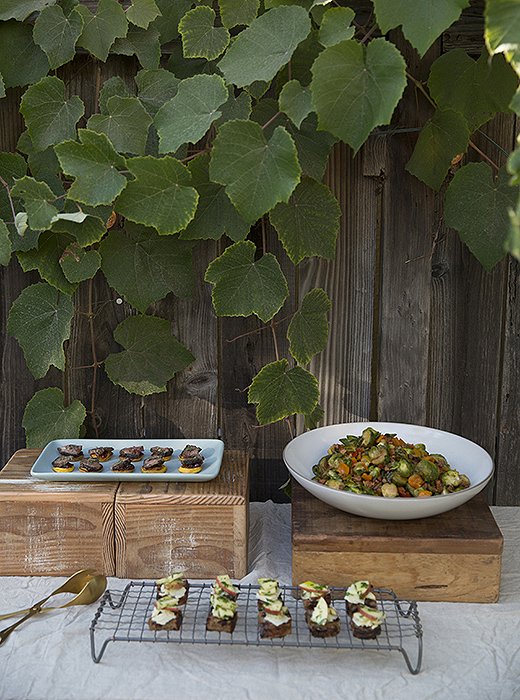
[283,422,494,520]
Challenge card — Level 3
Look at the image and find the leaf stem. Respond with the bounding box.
[270,319,280,361]
[262,111,282,131]
[225,314,292,343]
[0,174,17,224]
[87,278,100,438]
[468,139,501,172]
[180,149,209,163]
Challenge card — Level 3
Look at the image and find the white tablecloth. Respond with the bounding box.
[0,503,519,700]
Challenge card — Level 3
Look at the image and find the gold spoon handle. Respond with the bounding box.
[0,606,42,645]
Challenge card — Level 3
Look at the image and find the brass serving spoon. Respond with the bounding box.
[0,568,97,622]
[0,573,107,646]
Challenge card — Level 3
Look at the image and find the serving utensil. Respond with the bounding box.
[0,571,106,645]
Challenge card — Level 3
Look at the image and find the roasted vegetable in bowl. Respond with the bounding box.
[312,427,470,498]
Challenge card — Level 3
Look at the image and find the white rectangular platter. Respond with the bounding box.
[30,439,225,482]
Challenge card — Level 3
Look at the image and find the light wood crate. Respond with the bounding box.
[292,481,503,603]
[0,449,116,576]
[114,450,249,579]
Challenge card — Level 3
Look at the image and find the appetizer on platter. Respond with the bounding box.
[256,578,281,612]
[312,427,470,498]
[119,446,144,461]
[150,446,173,462]
[344,580,377,616]
[206,590,238,633]
[298,581,332,610]
[179,445,204,474]
[52,456,74,473]
[156,573,189,604]
[111,458,135,473]
[142,456,167,474]
[258,597,292,639]
[350,605,385,640]
[147,596,183,631]
[212,574,239,600]
[88,446,114,462]
[305,596,340,638]
[79,458,103,473]
[57,444,83,460]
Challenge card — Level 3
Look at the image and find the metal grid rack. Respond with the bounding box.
[90,582,423,674]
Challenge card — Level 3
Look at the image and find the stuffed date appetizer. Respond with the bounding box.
[88,446,114,462]
[111,458,135,473]
[178,445,204,474]
[79,458,103,473]
[57,444,83,460]
[150,446,173,462]
[119,446,144,461]
[52,456,74,473]
[142,456,167,473]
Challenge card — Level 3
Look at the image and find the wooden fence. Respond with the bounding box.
[0,7,519,504]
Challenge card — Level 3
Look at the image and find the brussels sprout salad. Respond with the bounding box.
[312,427,470,498]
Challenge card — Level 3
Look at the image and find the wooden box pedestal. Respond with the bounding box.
[0,449,117,576]
[114,450,249,579]
[292,481,503,603]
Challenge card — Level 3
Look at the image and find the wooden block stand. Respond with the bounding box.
[115,451,249,579]
[292,481,503,603]
[0,449,117,576]
[0,449,249,579]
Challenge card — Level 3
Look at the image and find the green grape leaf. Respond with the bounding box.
[180,153,249,242]
[112,25,160,69]
[210,120,301,224]
[311,38,406,153]
[51,213,106,247]
[485,0,520,56]
[287,288,331,365]
[215,88,252,127]
[428,50,518,132]
[104,315,195,395]
[88,96,152,155]
[204,240,288,322]
[277,29,322,88]
[218,6,311,87]
[98,76,132,113]
[11,176,59,231]
[55,129,127,206]
[23,387,86,448]
[151,0,192,43]
[507,199,520,260]
[18,230,77,294]
[0,21,49,89]
[372,0,469,57]
[127,0,160,29]
[304,402,325,430]
[7,281,74,378]
[76,0,128,62]
[0,220,12,266]
[406,109,470,191]
[136,68,179,117]
[0,1,54,21]
[0,153,27,220]
[115,155,198,235]
[508,141,520,185]
[20,76,84,152]
[33,5,84,69]
[0,73,5,99]
[155,74,228,154]
[279,79,312,129]
[179,6,230,61]
[445,163,516,271]
[270,177,340,264]
[218,0,259,28]
[290,114,336,181]
[319,6,355,46]
[100,223,194,311]
[17,131,63,195]
[60,243,101,282]
[511,87,520,115]
[248,359,319,425]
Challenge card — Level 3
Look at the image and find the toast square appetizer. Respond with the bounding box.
[305,597,340,638]
[350,605,385,640]
[298,581,332,610]
[142,456,167,474]
[111,458,135,473]
[178,444,204,474]
[256,578,281,612]
[156,573,189,604]
[148,596,183,631]
[52,456,74,473]
[119,446,144,461]
[88,446,114,462]
[206,594,238,633]
[258,598,292,639]
[150,446,173,462]
[79,458,103,473]
[344,580,377,616]
[57,444,83,460]
[212,575,239,601]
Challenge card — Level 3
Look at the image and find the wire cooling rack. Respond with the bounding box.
[90,582,423,674]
